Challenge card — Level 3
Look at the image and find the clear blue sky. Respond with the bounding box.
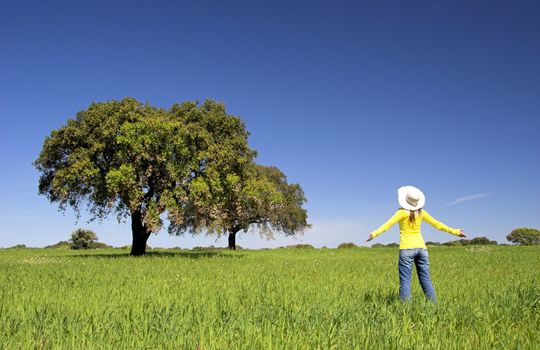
[1,0,539,248]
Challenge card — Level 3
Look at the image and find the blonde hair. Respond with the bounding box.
[409,209,422,224]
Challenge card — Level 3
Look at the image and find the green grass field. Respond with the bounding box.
[1,246,538,349]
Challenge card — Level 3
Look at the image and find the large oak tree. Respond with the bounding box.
[34,98,257,255]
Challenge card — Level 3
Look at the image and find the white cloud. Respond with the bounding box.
[446,192,491,206]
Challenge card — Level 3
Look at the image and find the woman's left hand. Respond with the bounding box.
[366,234,373,242]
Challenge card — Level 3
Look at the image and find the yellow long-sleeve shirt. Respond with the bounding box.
[371,209,461,249]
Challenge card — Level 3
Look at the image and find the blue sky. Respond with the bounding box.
[1,0,539,248]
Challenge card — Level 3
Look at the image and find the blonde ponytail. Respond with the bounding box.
[409,208,422,224]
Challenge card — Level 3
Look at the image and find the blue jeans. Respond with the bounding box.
[398,248,436,301]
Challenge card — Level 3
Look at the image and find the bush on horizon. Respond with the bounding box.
[70,229,98,250]
[337,242,357,249]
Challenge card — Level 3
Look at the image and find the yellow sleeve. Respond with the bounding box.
[371,210,407,238]
[422,210,460,235]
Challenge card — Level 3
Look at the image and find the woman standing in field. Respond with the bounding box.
[367,186,466,302]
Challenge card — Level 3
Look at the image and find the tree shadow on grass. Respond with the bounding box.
[68,250,245,259]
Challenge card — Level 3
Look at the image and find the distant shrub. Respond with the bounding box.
[70,229,98,250]
[118,244,151,250]
[45,241,71,249]
[89,242,112,249]
[193,245,211,250]
[426,241,441,246]
[470,237,497,245]
[371,243,399,248]
[442,237,498,246]
[9,244,27,249]
[286,244,315,249]
[337,242,357,249]
[192,245,231,251]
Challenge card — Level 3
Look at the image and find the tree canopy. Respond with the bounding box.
[34,98,309,254]
[506,228,540,245]
[169,164,310,249]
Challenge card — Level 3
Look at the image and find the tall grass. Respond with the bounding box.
[0,246,538,349]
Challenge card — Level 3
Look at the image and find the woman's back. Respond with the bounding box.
[371,208,461,249]
[397,209,425,249]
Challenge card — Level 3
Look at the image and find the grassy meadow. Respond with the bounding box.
[0,245,538,349]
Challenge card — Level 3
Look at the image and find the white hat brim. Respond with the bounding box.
[398,186,425,211]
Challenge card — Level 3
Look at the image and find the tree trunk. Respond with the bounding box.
[228,231,237,250]
[228,226,240,250]
[130,210,150,256]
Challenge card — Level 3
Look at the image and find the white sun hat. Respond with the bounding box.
[398,186,426,211]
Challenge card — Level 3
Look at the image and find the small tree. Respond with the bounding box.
[169,164,310,250]
[70,229,98,249]
[506,228,540,245]
[225,165,309,250]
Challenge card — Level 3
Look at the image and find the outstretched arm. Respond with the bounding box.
[422,210,465,237]
[367,210,407,241]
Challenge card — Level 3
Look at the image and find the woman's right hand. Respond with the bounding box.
[458,229,466,238]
